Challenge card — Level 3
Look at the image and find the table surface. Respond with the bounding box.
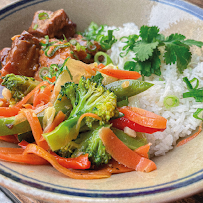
[0,0,203,202]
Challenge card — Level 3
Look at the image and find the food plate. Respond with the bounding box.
[0,0,203,202]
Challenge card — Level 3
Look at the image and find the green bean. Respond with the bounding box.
[105,79,154,98]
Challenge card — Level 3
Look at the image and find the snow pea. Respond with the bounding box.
[105,79,153,98]
[112,127,148,150]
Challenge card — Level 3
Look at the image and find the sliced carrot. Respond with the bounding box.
[177,122,202,147]
[98,69,141,80]
[103,159,134,174]
[135,143,151,159]
[33,84,54,107]
[0,98,9,107]
[21,109,49,150]
[0,147,48,165]
[15,81,50,108]
[99,127,157,172]
[23,144,111,179]
[0,135,19,143]
[43,111,66,134]
[0,106,20,117]
[98,64,105,69]
[119,106,167,129]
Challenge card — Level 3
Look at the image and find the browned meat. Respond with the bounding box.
[0,47,11,67]
[0,31,40,77]
[28,9,76,40]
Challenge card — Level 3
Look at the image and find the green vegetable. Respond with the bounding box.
[121,25,203,78]
[105,79,154,99]
[38,12,49,20]
[40,35,71,57]
[33,24,38,30]
[94,51,113,65]
[39,67,50,79]
[1,73,40,102]
[42,57,72,83]
[18,131,35,143]
[42,75,118,151]
[193,108,203,121]
[183,77,203,120]
[70,125,111,166]
[111,128,148,150]
[163,95,179,108]
[81,22,117,50]
[0,115,43,136]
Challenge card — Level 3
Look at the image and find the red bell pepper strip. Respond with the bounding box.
[98,69,141,80]
[23,144,111,179]
[0,147,49,165]
[19,140,91,169]
[110,116,165,134]
[0,135,19,143]
[118,106,167,130]
[99,127,157,172]
[50,152,91,169]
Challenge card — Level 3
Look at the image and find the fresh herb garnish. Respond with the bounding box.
[80,22,117,50]
[38,12,49,20]
[33,24,38,30]
[183,77,203,120]
[40,35,71,57]
[42,57,73,83]
[121,25,203,78]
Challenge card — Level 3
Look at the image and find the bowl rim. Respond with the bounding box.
[0,0,203,202]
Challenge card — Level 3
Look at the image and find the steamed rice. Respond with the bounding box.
[106,23,203,156]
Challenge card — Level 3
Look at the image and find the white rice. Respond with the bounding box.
[106,23,203,156]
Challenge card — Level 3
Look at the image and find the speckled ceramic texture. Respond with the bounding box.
[0,0,203,202]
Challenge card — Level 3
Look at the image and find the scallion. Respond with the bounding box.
[38,12,49,20]
[94,51,113,65]
[163,95,179,109]
[193,108,203,121]
[39,67,49,79]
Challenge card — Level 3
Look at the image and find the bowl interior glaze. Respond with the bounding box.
[0,0,203,202]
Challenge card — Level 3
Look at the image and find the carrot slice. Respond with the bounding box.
[33,84,54,107]
[0,147,48,165]
[21,109,49,150]
[0,106,20,117]
[0,135,19,144]
[177,122,202,147]
[99,127,157,172]
[103,159,134,174]
[119,106,167,129]
[15,81,50,108]
[24,144,111,179]
[135,143,151,159]
[98,69,141,80]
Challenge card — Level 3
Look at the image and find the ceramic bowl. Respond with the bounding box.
[0,0,203,202]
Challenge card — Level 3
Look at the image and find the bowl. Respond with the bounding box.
[0,0,203,202]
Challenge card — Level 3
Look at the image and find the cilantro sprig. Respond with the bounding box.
[121,25,203,78]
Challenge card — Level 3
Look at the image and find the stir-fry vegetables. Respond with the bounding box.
[1,9,202,179]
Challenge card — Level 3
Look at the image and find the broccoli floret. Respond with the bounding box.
[43,76,118,151]
[57,125,111,167]
[1,73,40,102]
